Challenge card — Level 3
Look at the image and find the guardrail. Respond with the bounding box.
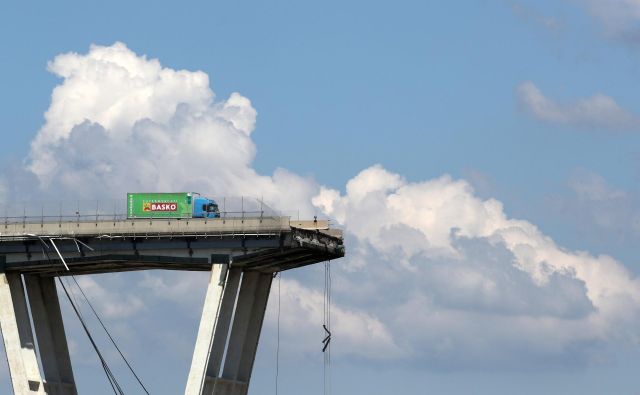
[0,196,281,226]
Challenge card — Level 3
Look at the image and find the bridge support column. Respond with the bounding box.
[186,264,227,394]
[185,264,273,395]
[214,271,272,395]
[0,257,46,394]
[201,267,241,394]
[24,275,77,395]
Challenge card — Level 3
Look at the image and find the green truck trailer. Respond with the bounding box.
[127,192,220,219]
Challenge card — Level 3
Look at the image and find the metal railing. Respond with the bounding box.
[0,196,282,226]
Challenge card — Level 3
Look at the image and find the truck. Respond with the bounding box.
[127,192,220,219]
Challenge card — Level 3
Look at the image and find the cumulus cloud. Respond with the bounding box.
[2,43,640,375]
[16,42,318,216]
[312,165,640,364]
[516,81,640,130]
[264,277,401,360]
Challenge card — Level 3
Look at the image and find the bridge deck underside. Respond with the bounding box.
[0,227,344,276]
[0,246,339,276]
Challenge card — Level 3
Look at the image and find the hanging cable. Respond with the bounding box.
[275,271,281,395]
[39,236,148,394]
[323,261,332,395]
[70,275,151,395]
[64,276,86,326]
[57,277,124,395]
[38,237,120,392]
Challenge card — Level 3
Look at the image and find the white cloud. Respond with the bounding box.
[264,277,401,360]
[312,165,640,364]
[516,81,640,130]
[2,43,640,373]
[20,42,318,216]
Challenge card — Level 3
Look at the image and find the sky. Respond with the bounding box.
[1,0,640,394]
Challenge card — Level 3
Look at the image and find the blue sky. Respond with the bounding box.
[1,1,640,394]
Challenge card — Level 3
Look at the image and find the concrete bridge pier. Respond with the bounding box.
[0,257,77,395]
[186,260,273,395]
[24,275,77,395]
[0,271,45,394]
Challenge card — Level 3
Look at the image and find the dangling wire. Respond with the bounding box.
[37,237,122,394]
[275,271,281,395]
[323,261,332,395]
[57,277,124,395]
[39,236,149,394]
[70,275,150,394]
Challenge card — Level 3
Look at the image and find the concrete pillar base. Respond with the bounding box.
[0,270,46,394]
[25,275,76,395]
[209,377,248,395]
[43,382,79,395]
[0,255,77,395]
[185,262,273,395]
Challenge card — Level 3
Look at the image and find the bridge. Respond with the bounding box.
[0,212,344,394]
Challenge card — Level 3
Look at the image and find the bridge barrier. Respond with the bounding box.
[0,196,282,226]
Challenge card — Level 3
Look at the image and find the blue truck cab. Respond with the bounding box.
[191,195,221,218]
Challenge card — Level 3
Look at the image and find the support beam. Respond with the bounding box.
[213,271,273,395]
[0,258,46,394]
[234,272,272,384]
[201,268,241,393]
[185,264,225,395]
[24,275,77,395]
[187,266,244,395]
[186,261,245,395]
